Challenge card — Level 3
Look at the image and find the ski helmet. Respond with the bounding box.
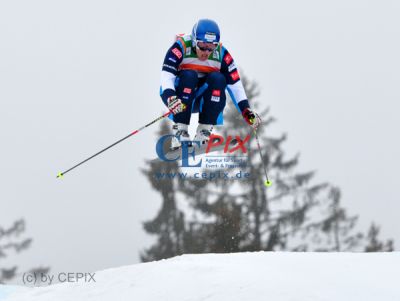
[191,19,220,44]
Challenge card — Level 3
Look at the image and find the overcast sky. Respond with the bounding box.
[1,0,399,282]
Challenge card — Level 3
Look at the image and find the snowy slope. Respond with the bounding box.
[2,252,400,301]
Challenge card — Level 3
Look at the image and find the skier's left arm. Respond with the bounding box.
[220,47,261,129]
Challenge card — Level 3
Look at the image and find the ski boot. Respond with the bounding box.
[171,123,191,150]
[193,123,213,147]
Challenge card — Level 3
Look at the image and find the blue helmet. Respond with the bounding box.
[191,19,220,44]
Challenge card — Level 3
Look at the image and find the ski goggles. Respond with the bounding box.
[195,41,218,52]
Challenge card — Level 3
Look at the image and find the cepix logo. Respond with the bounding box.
[156,134,250,167]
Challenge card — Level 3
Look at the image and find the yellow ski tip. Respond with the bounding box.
[57,172,64,179]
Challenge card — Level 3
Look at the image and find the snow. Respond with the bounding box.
[1,252,400,301]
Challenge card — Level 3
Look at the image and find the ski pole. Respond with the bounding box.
[57,108,181,179]
[252,129,272,187]
[247,112,272,188]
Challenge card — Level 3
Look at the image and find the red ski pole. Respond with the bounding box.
[56,107,182,179]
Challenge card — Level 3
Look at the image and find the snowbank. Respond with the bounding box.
[2,252,400,301]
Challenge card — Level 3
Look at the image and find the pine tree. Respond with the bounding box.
[140,120,186,262]
[180,179,244,253]
[177,78,330,252]
[0,219,49,284]
[141,76,394,260]
[306,186,364,251]
[365,223,394,252]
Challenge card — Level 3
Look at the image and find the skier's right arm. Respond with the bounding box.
[160,43,184,114]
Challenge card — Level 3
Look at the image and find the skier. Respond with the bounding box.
[160,18,261,150]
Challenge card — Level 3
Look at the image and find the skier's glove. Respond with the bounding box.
[242,108,261,130]
[167,96,186,115]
